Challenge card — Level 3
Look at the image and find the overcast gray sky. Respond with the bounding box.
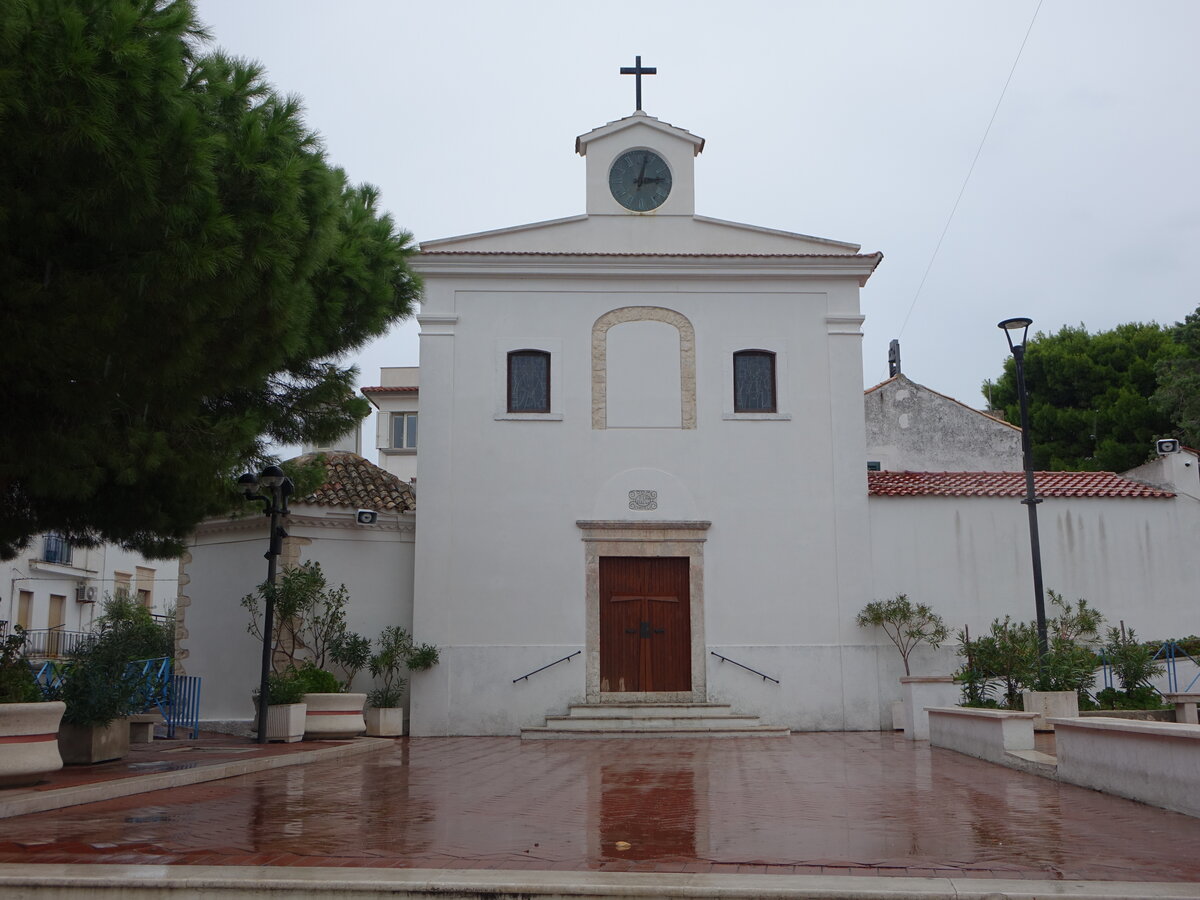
[195,0,1200,411]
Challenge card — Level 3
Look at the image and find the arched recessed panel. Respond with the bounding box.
[592,306,696,430]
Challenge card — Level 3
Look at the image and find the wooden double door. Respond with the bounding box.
[599,557,691,693]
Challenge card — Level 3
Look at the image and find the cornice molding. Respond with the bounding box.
[192,511,416,539]
[412,255,882,283]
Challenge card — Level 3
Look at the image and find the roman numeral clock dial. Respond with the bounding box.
[609,149,672,212]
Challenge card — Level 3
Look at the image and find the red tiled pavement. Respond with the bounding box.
[0,732,1198,882]
[0,730,350,796]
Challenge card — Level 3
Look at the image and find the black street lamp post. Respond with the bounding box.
[238,465,294,744]
[998,317,1049,660]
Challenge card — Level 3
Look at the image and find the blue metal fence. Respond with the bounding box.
[165,674,201,739]
[1099,640,1199,694]
[28,655,201,739]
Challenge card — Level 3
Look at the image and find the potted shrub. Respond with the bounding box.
[857,594,951,739]
[0,628,66,786]
[252,670,307,742]
[57,596,173,764]
[364,626,440,737]
[1019,593,1102,729]
[293,662,366,739]
[242,562,367,738]
[956,592,1104,729]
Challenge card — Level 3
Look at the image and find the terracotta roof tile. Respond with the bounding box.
[291,452,415,512]
[868,470,1174,499]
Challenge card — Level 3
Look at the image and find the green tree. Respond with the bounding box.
[1153,305,1200,448]
[855,594,948,676]
[982,323,1182,471]
[0,0,419,560]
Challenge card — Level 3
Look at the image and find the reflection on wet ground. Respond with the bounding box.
[0,732,1197,881]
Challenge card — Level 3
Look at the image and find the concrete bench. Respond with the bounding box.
[928,707,1037,766]
[1163,692,1200,725]
[1050,716,1200,818]
[128,713,162,744]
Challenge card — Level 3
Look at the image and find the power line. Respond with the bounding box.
[899,0,1044,336]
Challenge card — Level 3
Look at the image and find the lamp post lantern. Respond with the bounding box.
[998,317,1049,660]
[239,465,294,744]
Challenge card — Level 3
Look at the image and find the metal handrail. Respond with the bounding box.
[513,650,581,683]
[710,650,780,684]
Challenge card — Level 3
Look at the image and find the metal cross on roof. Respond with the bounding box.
[620,55,657,111]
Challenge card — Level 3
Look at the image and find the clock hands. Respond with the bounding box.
[635,154,649,190]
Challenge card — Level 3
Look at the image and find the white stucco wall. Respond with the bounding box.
[868,492,1200,666]
[180,506,415,725]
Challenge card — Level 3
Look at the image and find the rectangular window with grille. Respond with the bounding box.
[733,350,777,413]
[508,350,551,413]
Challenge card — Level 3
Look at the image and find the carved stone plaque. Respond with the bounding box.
[628,490,658,511]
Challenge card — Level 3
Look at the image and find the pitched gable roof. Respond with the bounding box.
[868,470,1174,499]
[864,374,1019,432]
[292,452,415,512]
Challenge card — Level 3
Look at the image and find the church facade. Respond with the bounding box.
[407,111,892,734]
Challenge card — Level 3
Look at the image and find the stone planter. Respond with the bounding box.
[0,701,66,786]
[365,706,404,737]
[57,717,130,765]
[302,693,366,739]
[1021,690,1078,731]
[264,703,307,743]
[899,675,959,741]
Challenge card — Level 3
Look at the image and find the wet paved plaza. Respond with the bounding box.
[0,732,1197,882]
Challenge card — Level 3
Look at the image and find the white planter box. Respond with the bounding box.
[899,675,958,741]
[365,706,404,737]
[928,706,1037,765]
[303,693,366,739]
[0,701,65,785]
[1022,690,1078,731]
[265,703,307,743]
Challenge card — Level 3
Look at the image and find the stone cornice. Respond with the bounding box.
[191,511,416,539]
[412,253,882,284]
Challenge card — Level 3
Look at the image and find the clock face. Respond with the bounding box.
[609,149,672,212]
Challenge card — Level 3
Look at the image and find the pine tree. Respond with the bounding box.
[982,323,1182,472]
[0,0,419,558]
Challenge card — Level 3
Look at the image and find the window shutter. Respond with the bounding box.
[375,412,391,449]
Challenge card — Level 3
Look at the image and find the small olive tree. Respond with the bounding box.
[856,594,948,677]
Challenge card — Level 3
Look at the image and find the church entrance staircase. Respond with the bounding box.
[520,702,789,739]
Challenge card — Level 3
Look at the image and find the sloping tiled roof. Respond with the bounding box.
[292,452,415,512]
[361,385,418,393]
[868,471,1174,499]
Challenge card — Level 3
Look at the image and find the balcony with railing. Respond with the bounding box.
[40,533,73,566]
[21,627,92,659]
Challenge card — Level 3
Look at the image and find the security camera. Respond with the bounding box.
[1156,439,1181,455]
[355,509,378,525]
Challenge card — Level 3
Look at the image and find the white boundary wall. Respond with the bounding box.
[1051,716,1200,818]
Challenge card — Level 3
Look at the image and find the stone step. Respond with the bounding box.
[566,703,734,718]
[522,725,791,740]
[543,714,763,730]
